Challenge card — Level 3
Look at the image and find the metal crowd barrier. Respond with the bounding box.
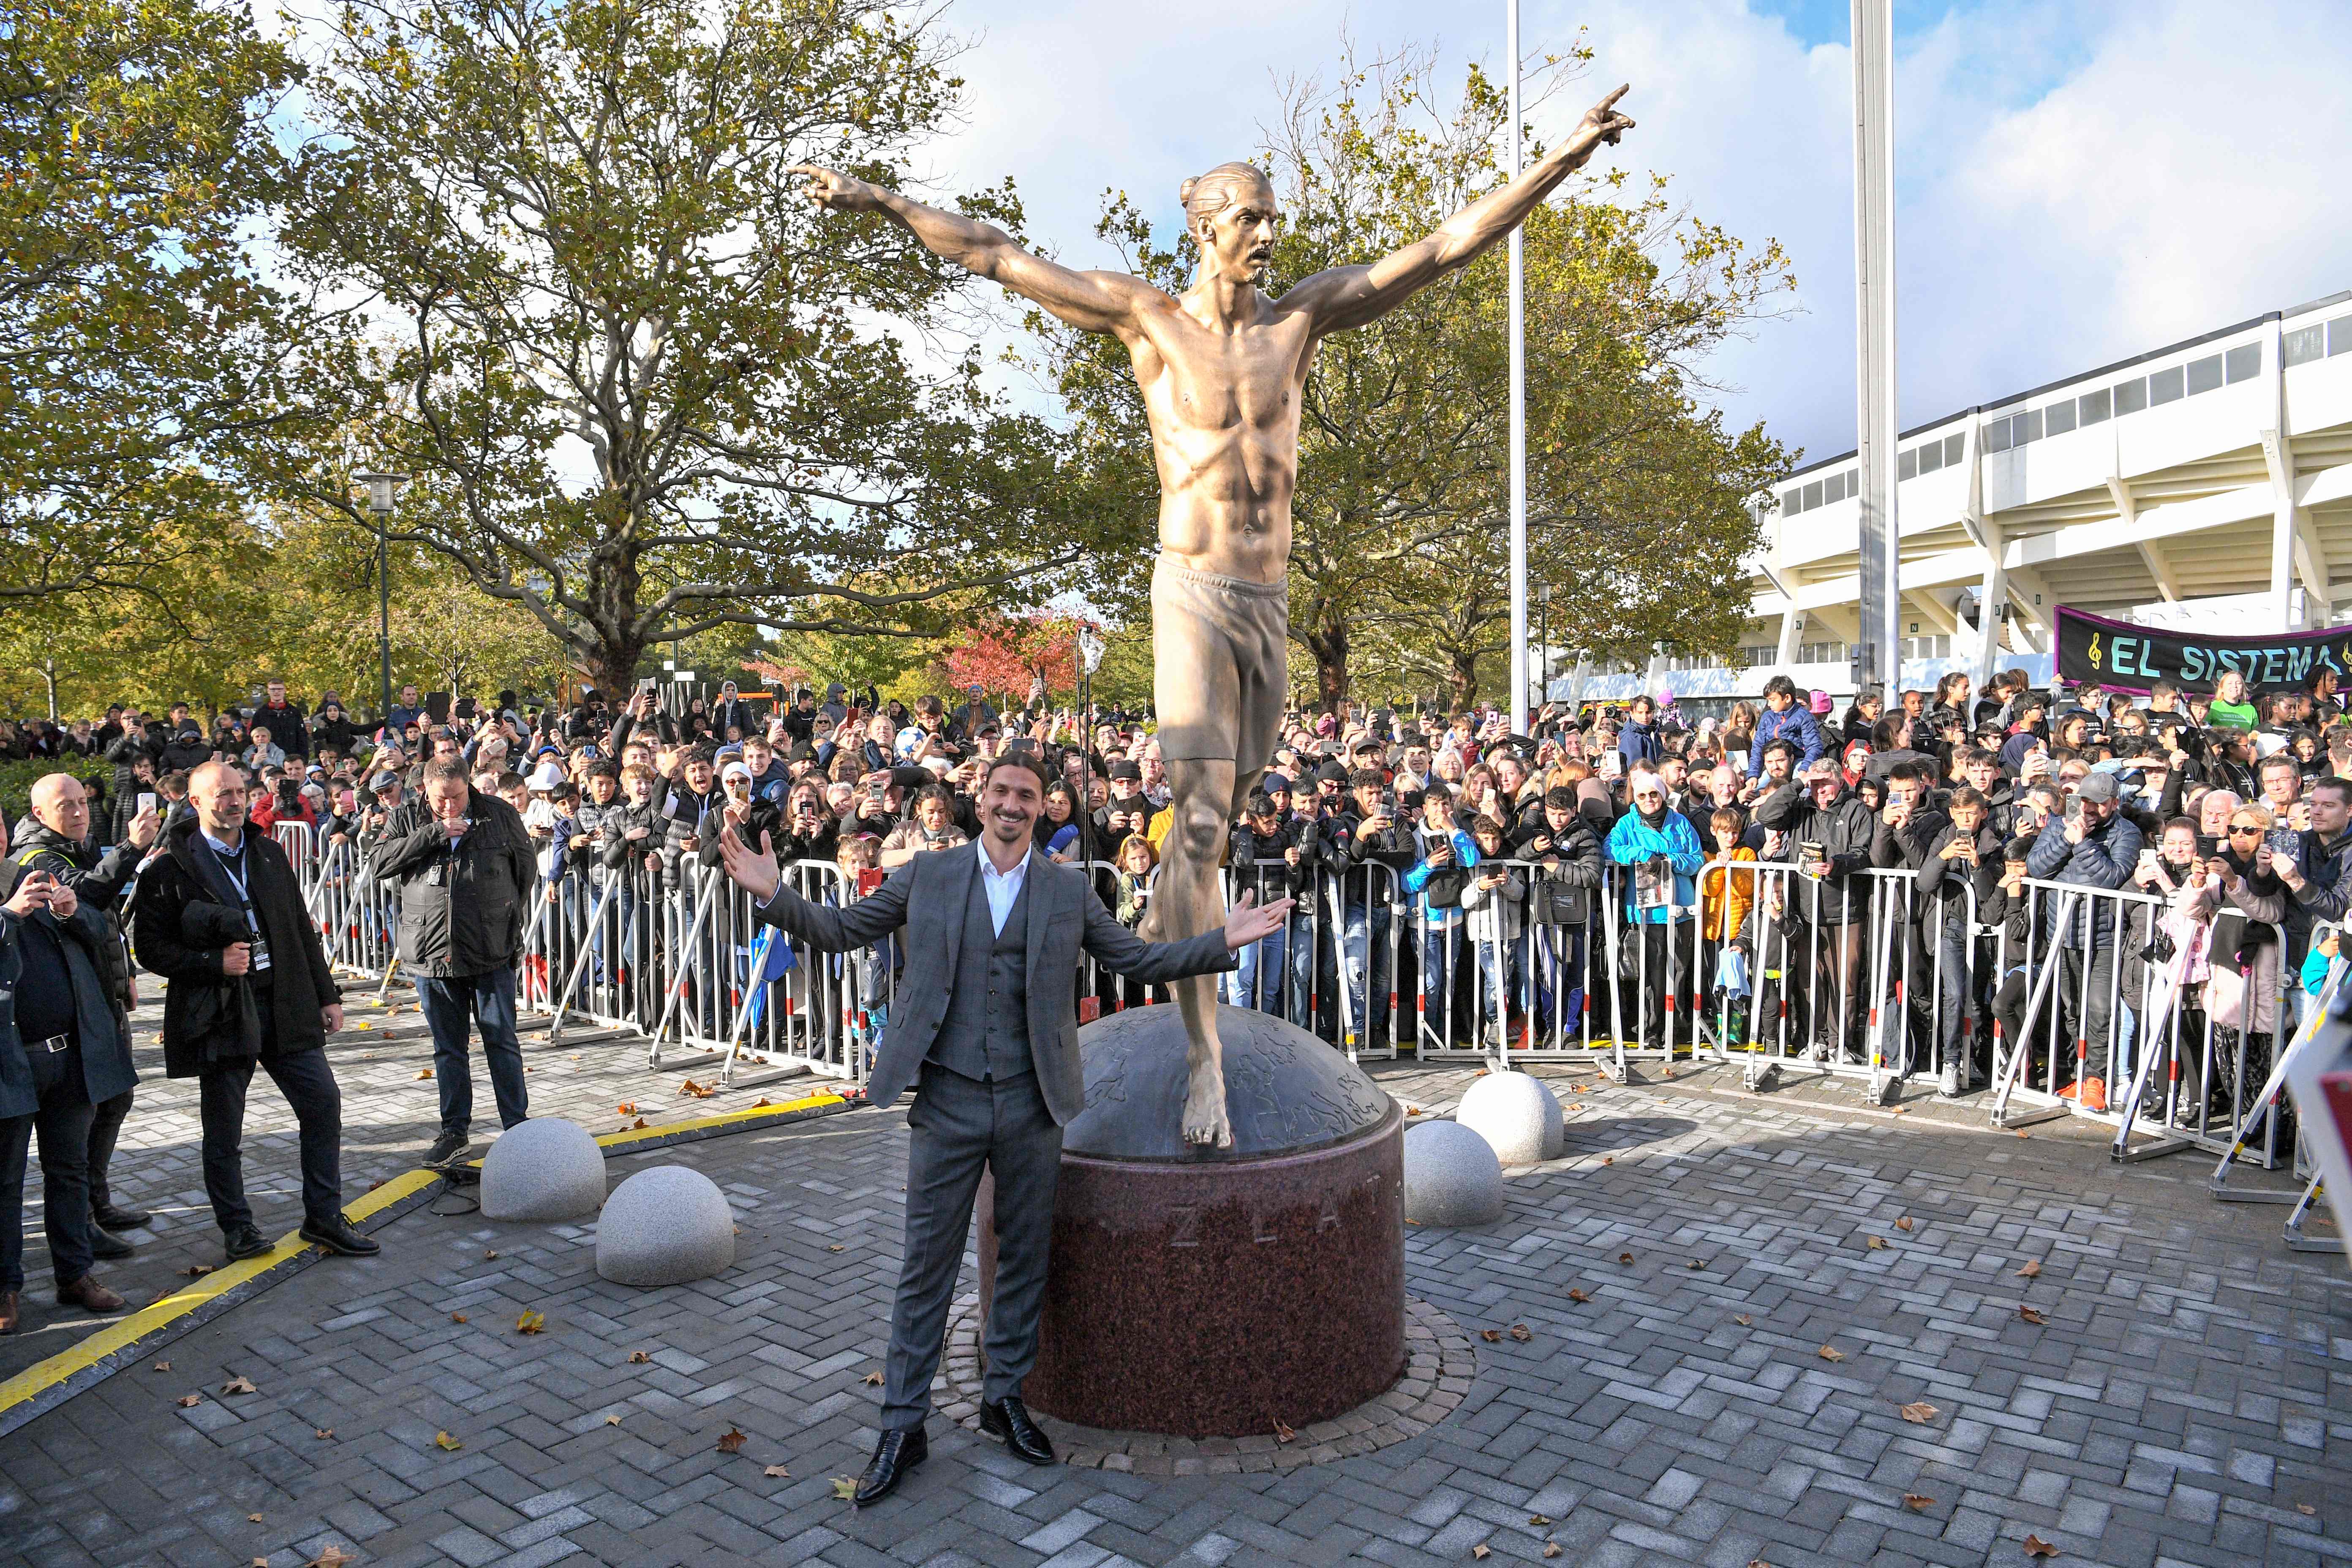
[255,820,2314,1180]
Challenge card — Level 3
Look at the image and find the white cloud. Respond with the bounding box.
[921,0,2352,465]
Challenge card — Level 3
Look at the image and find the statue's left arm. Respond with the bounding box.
[1285,85,1633,336]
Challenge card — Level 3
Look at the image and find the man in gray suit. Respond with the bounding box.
[717,751,1289,1504]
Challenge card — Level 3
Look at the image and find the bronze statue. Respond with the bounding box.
[791,84,1634,1147]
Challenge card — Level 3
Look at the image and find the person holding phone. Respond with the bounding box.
[2023,774,2143,1110]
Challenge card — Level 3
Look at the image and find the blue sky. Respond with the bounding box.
[916,0,2352,466]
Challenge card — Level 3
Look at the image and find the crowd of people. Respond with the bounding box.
[5,657,2349,1332]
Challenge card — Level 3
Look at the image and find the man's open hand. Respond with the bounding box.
[1223,889,1295,951]
[718,824,782,903]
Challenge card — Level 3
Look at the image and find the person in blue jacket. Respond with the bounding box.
[1606,768,1705,1048]
[1617,695,1663,770]
[1402,784,1480,1047]
[1747,675,1826,779]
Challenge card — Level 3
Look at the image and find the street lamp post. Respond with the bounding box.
[355,469,408,726]
[1537,584,1552,716]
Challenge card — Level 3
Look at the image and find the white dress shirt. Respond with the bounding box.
[977,838,1029,936]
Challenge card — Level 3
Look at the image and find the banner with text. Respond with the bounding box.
[2054,605,2352,695]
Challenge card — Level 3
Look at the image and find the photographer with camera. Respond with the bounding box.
[370,757,537,1165]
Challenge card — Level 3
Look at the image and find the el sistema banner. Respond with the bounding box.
[2055,604,2352,696]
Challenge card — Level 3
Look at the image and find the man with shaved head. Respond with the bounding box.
[16,773,160,1255]
[130,762,376,1261]
[793,79,1636,1146]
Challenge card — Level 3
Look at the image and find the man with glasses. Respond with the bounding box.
[2263,774,2352,1029]
[1755,757,1875,1056]
[2024,774,2141,1111]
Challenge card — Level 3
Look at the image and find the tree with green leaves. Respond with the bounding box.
[0,0,304,604]
[278,0,1135,698]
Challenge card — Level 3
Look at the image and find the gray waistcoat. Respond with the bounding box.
[927,860,1033,1082]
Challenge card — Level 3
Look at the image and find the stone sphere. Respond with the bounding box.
[1403,1119,1505,1226]
[1534,1078,1566,1160]
[1456,1071,1561,1166]
[478,1117,605,1221]
[596,1166,735,1287]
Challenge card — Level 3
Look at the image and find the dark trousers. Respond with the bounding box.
[0,1040,95,1291]
[199,1042,344,1233]
[884,1063,1061,1432]
[2059,945,2118,1083]
[86,1086,131,1214]
[416,964,528,1135]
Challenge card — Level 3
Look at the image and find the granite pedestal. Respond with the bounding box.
[980,1004,1405,1439]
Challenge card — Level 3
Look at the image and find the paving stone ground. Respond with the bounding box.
[3,1002,2349,1568]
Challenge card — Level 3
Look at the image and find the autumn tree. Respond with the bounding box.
[276,0,1135,698]
[941,615,1078,707]
[0,0,307,604]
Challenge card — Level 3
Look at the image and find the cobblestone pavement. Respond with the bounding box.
[0,980,826,1381]
[3,1041,2348,1568]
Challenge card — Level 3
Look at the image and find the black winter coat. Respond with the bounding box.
[369,789,537,977]
[1754,779,1878,925]
[131,816,340,1076]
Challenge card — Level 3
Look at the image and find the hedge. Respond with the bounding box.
[0,754,116,823]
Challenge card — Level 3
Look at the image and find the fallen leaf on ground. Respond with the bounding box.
[249,1512,265,1522]
[1510,1324,1532,1341]
[2020,1305,2047,1325]
[1567,1288,1590,1304]
[631,1117,648,1130]
[451,1313,467,1324]
[678,1078,715,1098]
[177,1394,202,1407]
[828,1244,844,1252]
[861,1369,884,1385]
[628,1350,651,1364]
[315,1427,333,1439]
[1528,1514,1552,1526]
[615,1102,637,1115]
[1544,1545,1561,1560]
[180,1264,214,1278]
[222,1375,257,1396]
[2297,1504,2316,1516]
[1686,1259,1705,1271]
[311,1549,355,1568]
[434,1431,462,1450]
[1472,1547,1490,1561]
[1898,1401,1938,1424]
[1407,1105,1422,1116]
[416,1069,433,1080]
[2015,1259,2042,1278]
[1903,1493,1933,1510]
[1734,1315,1753,1327]
[1617,1251,1634,1264]
[1895,1216,1914,1231]
[1890,1106,1907,1115]
[715,1426,749,1453]
[1818,1345,1845,1362]
[152,1361,170,1372]
[516,1310,546,1335]
[2015,1130,2030,1139]
[484,1249,498,1259]
[1481,1329,1502,1343]
[606,1414,621,1426]
[1274,1419,1296,1443]
[1662,1067,1675,1078]
[1602,1156,1614,1165]
[764,1465,790,1478]
[366,1179,386,1192]
[751,1097,772,1108]
[2023,1534,2059,1558]
[1866,1236,1887,1250]
[831,1476,858,1500]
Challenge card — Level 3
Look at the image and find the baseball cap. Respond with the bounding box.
[529,761,565,790]
[367,770,400,794]
[2075,773,2119,803]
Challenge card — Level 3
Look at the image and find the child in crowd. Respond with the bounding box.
[1701,806,1757,1044]
[834,833,895,1067]
[1459,815,1525,1049]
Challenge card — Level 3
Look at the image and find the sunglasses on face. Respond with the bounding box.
[2229,825,2263,835]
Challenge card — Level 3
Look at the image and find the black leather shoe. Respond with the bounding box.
[87,1226,133,1259]
[93,1203,150,1231]
[299,1216,381,1257]
[980,1396,1057,1465]
[854,1425,927,1506]
[425,1128,469,1166]
[223,1223,271,1260]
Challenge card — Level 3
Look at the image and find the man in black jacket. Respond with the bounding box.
[1755,757,1878,1056]
[16,774,161,1257]
[130,763,374,1261]
[370,757,538,1164]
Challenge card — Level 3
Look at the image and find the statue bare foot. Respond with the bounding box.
[1181,1053,1233,1148]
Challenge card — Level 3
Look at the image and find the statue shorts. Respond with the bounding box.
[1150,555,1288,770]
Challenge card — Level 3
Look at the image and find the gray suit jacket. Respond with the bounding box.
[752,842,1236,1124]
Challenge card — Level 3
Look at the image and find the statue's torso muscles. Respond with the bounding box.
[1127,299,1315,586]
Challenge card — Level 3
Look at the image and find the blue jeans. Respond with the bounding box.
[1419,919,1463,1043]
[1340,904,1392,1041]
[1226,920,1292,1019]
[1474,937,1525,1037]
[416,964,528,1136]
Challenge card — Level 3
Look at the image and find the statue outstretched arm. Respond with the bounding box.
[1282,85,1634,336]
[789,165,1160,335]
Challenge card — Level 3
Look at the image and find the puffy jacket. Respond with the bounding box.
[1748,705,1826,777]
[369,789,538,977]
[2025,810,2143,948]
[1606,808,1703,926]
[1753,779,1876,924]
[1617,719,1662,770]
